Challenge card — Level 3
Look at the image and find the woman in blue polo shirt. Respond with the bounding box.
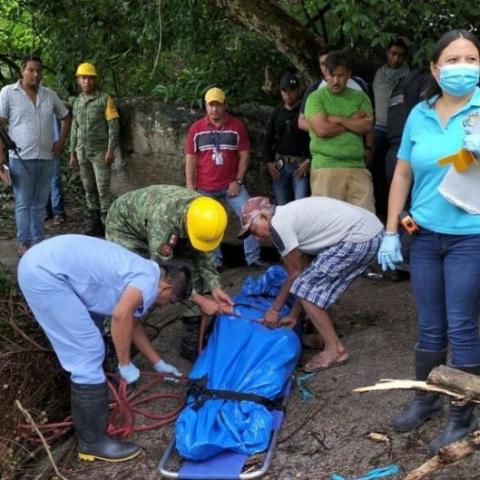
[378,30,480,454]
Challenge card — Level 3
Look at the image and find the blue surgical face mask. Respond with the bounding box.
[439,64,480,96]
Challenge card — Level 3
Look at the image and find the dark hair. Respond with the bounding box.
[324,50,351,73]
[317,46,330,58]
[388,37,408,53]
[159,260,192,301]
[20,55,43,69]
[425,30,480,101]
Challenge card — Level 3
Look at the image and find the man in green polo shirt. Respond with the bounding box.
[305,51,375,212]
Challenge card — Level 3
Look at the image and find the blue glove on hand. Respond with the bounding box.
[377,233,403,271]
[118,362,140,384]
[464,133,480,155]
[153,359,182,378]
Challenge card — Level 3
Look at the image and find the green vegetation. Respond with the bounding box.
[1,1,480,103]
[0,0,288,106]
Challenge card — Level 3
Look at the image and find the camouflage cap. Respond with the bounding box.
[237,196,273,240]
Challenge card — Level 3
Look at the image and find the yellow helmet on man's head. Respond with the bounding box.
[186,197,228,252]
[76,62,97,77]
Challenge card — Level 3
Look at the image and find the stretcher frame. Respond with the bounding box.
[157,381,291,480]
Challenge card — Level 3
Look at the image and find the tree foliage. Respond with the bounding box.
[1,0,480,106]
[0,0,289,105]
[281,0,480,67]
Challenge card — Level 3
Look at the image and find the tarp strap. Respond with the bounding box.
[187,376,283,412]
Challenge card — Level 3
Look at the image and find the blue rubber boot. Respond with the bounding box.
[393,347,447,432]
[428,365,480,455]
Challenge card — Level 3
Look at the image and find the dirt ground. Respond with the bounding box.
[2,202,480,479]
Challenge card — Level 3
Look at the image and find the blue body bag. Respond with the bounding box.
[175,266,301,461]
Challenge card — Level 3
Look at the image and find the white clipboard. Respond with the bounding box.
[438,161,480,214]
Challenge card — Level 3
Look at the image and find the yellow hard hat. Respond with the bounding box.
[186,197,228,252]
[76,62,97,77]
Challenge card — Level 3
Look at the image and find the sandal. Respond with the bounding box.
[302,348,349,373]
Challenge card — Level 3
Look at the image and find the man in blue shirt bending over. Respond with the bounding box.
[18,234,192,462]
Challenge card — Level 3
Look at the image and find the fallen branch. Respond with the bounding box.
[404,431,480,480]
[15,400,69,480]
[354,366,480,479]
[428,365,480,401]
[1,297,50,352]
[354,366,480,405]
[353,379,469,403]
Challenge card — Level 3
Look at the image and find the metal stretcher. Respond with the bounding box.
[157,381,291,480]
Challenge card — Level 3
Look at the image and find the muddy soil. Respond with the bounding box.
[2,202,480,480]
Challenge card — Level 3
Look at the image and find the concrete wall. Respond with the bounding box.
[112,99,275,199]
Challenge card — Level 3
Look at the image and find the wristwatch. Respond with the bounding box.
[236,178,243,185]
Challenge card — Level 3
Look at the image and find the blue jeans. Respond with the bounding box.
[10,157,55,245]
[197,186,261,266]
[272,163,310,206]
[49,157,66,216]
[410,228,480,367]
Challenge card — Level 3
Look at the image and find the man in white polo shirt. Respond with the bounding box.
[0,55,71,256]
[238,196,383,372]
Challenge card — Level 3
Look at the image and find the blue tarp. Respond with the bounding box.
[175,266,301,461]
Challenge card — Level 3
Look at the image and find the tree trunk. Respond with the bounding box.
[210,0,323,83]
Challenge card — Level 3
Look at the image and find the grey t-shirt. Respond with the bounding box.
[270,197,383,257]
[373,64,409,128]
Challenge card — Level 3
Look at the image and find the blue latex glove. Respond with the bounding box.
[464,132,480,154]
[153,359,182,377]
[377,233,403,271]
[118,362,140,384]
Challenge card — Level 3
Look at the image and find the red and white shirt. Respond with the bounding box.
[185,113,251,192]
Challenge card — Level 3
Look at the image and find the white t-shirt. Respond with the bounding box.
[270,197,383,257]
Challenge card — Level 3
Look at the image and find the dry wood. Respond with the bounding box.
[355,366,480,479]
[428,365,480,401]
[1,297,50,351]
[15,400,69,480]
[353,379,469,402]
[366,432,390,443]
[354,366,480,404]
[404,431,480,480]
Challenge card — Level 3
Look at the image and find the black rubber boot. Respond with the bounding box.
[180,316,202,362]
[71,382,141,462]
[393,347,447,432]
[428,365,480,454]
[102,334,117,374]
[83,209,105,237]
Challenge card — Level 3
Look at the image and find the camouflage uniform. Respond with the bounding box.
[70,91,120,219]
[105,185,221,318]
